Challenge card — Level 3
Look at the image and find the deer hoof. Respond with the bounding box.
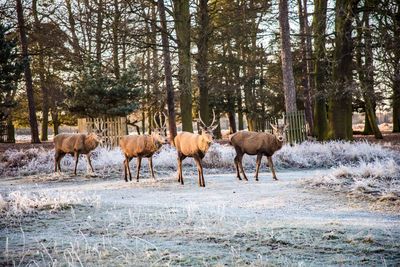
[255,178,259,181]
[273,177,278,181]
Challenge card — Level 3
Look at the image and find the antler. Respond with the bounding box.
[198,109,217,129]
[153,111,168,130]
[153,113,160,129]
[161,112,168,129]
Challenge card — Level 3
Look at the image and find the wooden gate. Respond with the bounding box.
[78,117,127,148]
[284,110,307,144]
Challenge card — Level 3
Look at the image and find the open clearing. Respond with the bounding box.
[1,168,399,266]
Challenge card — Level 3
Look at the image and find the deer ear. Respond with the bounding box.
[270,123,277,132]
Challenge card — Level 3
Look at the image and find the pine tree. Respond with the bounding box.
[0,23,23,142]
[66,63,143,118]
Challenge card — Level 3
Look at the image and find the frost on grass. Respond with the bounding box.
[0,141,398,177]
[0,190,100,218]
[303,159,400,210]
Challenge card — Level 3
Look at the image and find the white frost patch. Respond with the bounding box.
[0,141,398,177]
[0,190,100,217]
[303,159,400,205]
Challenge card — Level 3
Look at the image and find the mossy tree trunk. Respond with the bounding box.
[196,0,210,127]
[173,0,193,132]
[313,0,329,140]
[355,0,382,139]
[329,0,357,140]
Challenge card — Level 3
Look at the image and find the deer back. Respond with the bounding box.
[231,131,279,156]
[54,133,85,153]
[120,135,158,157]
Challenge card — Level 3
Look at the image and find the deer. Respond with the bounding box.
[119,112,168,182]
[53,123,104,175]
[174,110,219,187]
[229,124,288,181]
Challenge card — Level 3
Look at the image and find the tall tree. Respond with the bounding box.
[16,0,40,143]
[279,0,297,113]
[158,0,177,142]
[0,24,23,143]
[32,0,49,141]
[173,0,193,132]
[313,0,329,140]
[196,0,210,126]
[391,1,400,132]
[329,0,357,140]
[298,0,314,134]
[355,0,382,139]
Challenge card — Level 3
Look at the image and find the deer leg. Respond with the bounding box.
[194,156,205,187]
[136,157,142,182]
[86,154,95,173]
[267,156,278,180]
[238,155,248,181]
[234,155,241,180]
[57,153,64,172]
[177,153,185,185]
[54,151,60,172]
[255,154,262,181]
[123,156,128,182]
[148,157,155,179]
[127,157,133,181]
[74,151,79,175]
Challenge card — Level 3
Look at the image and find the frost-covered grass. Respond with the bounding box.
[0,190,100,218]
[0,141,397,177]
[303,159,400,210]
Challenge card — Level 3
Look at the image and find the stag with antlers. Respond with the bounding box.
[119,112,168,182]
[174,110,219,187]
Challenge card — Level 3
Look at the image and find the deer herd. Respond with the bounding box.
[53,112,287,187]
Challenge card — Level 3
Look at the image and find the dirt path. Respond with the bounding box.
[1,170,399,266]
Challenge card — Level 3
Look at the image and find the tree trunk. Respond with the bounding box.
[279,0,297,113]
[393,66,400,132]
[6,116,15,143]
[196,0,210,126]
[158,0,177,143]
[227,111,236,134]
[329,0,357,140]
[313,0,329,140]
[95,0,103,67]
[51,110,59,136]
[66,0,82,65]
[151,4,160,108]
[16,0,40,143]
[33,0,49,142]
[112,0,120,79]
[173,0,193,132]
[355,1,382,139]
[393,4,400,133]
[298,0,314,135]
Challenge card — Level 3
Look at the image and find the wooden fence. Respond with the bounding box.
[78,117,127,148]
[284,110,307,144]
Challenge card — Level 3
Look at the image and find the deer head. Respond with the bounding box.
[270,123,288,143]
[198,109,219,146]
[152,112,168,145]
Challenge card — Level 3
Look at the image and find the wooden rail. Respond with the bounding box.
[78,117,127,148]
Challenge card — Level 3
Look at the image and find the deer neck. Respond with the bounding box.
[85,135,99,151]
[198,134,211,153]
[150,136,162,151]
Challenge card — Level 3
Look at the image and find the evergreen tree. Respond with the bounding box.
[66,63,143,118]
[0,24,23,123]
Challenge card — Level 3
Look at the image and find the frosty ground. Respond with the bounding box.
[0,142,399,266]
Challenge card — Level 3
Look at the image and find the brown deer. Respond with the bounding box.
[53,124,104,175]
[119,113,168,182]
[229,124,287,181]
[174,110,218,187]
